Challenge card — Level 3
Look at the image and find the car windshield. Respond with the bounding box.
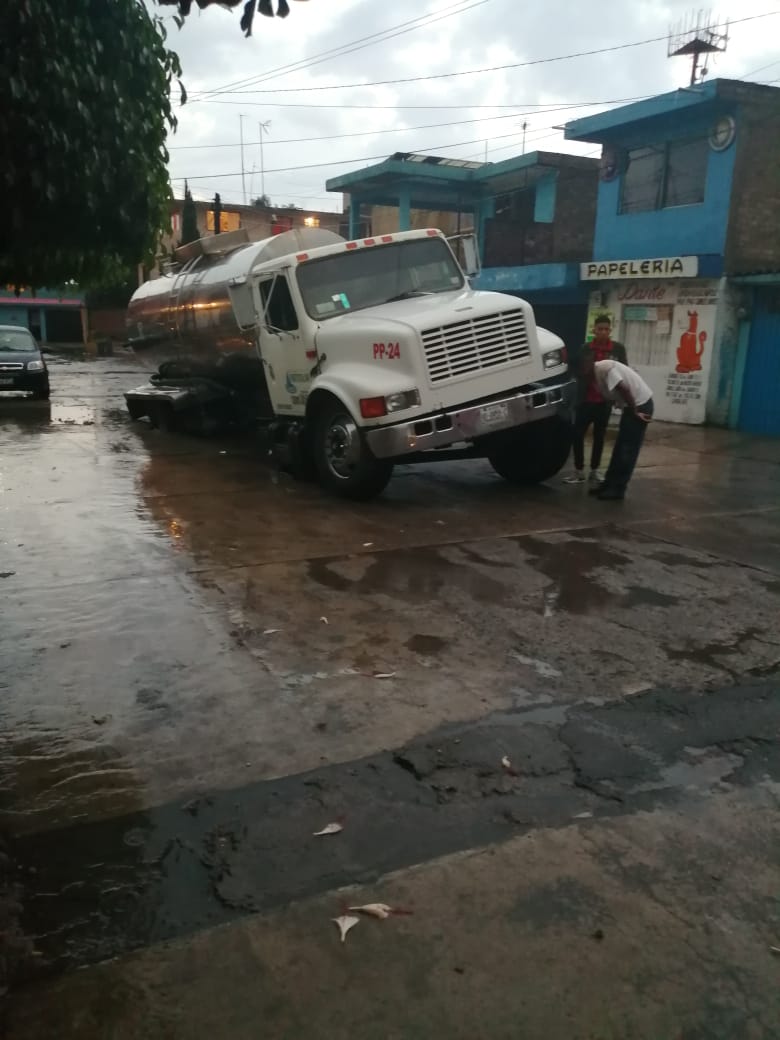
[296,237,464,320]
[0,328,36,352]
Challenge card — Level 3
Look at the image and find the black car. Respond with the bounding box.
[0,325,50,399]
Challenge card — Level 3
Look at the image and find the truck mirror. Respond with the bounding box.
[228,276,256,330]
[460,234,480,278]
[446,232,481,278]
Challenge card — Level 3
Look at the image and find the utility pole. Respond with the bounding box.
[239,115,247,205]
[521,121,528,154]
[213,192,222,235]
[258,120,271,201]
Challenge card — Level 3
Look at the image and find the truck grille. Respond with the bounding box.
[0,363,24,371]
[421,309,532,385]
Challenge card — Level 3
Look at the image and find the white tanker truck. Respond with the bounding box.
[124,225,575,500]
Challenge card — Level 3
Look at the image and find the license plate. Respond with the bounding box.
[479,402,509,427]
[0,377,14,386]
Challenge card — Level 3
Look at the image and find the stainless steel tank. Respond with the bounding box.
[126,227,343,369]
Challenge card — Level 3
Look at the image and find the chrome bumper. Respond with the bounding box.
[366,377,576,460]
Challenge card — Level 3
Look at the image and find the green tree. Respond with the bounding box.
[159,1,293,37]
[252,195,272,208]
[180,182,200,245]
[1,1,183,288]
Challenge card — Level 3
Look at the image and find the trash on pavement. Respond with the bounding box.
[332,915,360,943]
[372,672,397,679]
[348,903,392,919]
[573,811,593,819]
[313,821,343,836]
[263,628,281,635]
[346,903,414,919]
[501,755,519,777]
[320,616,329,624]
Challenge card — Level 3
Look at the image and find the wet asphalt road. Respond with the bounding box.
[2,352,780,1038]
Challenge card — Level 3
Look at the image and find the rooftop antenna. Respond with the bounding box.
[668,9,729,86]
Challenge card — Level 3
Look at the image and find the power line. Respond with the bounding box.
[168,107,594,150]
[171,124,575,180]
[189,98,645,110]
[189,0,492,103]
[186,12,780,97]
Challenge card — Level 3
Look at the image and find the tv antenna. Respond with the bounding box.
[668,10,729,86]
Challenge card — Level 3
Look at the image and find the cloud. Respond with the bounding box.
[164,0,780,210]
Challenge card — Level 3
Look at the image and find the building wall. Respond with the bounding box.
[163,201,342,259]
[725,91,780,274]
[597,278,721,424]
[552,165,599,261]
[592,107,738,261]
[368,206,465,237]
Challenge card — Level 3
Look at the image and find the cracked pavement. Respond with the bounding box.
[2,354,780,1039]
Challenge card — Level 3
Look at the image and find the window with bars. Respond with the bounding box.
[621,305,673,367]
[620,137,709,214]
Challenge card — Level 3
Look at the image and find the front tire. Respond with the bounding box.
[312,399,393,500]
[487,417,572,485]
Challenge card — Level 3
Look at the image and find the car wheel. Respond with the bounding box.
[312,397,393,500]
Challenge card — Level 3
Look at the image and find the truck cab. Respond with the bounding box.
[125,228,575,500]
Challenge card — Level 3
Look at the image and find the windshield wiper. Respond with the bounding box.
[384,290,434,303]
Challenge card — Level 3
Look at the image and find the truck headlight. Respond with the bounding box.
[385,389,421,412]
[542,348,565,370]
[27,359,45,372]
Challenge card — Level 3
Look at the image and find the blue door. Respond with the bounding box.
[739,290,780,436]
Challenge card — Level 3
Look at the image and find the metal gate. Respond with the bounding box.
[738,288,780,436]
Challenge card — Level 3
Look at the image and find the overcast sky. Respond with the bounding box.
[162,0,780,214]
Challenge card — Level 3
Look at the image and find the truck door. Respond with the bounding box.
[256,273,309,416]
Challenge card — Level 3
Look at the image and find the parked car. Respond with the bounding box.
[0,325,50,399]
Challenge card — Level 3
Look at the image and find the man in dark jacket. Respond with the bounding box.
[564,314,627,485]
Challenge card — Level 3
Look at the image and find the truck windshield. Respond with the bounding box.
[296,237,465,320]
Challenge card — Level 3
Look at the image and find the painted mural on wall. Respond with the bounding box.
[595,279,719,423]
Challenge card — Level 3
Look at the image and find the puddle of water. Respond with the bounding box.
[309,547,508,606]
[406,634,448,655]
[520,534,631,615]
[50,405,97,426]
[631,748,742,794]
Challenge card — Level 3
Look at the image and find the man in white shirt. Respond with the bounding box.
[580,356,654,500]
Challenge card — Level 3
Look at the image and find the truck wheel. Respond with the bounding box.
[313,399,394,500]
[487,417,572,485]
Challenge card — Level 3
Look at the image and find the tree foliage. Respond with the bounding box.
[180,182,200,245]
[252,195,272,208]
[1,1,182,288]
[159,1,293,37]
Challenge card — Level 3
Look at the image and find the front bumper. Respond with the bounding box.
[365,375,576,460]
[0,370,48,393]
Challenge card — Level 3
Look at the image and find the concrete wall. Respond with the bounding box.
[707,279,741,426]
[725,91,780,274]
[592,107,738,261]
[368,206,466,237]
[553,165,599,261]
[599,278,722,424]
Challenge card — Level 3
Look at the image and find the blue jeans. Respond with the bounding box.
[603,399,654,493]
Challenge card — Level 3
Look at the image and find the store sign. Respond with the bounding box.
[580,256,699,281]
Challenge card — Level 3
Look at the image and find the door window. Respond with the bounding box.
[259,276,299,332]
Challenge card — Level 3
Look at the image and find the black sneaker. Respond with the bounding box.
[596,487,625,501]
[588,483,606,496]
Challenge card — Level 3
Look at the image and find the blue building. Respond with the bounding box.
[565,78,780,433]
[326,150,599,350]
